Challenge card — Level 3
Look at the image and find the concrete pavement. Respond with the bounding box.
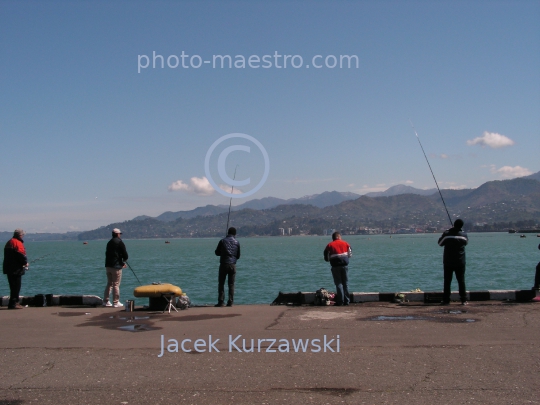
[1,301,539,404]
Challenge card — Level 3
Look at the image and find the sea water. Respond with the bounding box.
[6,233,540,305]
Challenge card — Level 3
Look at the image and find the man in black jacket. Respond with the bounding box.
[103,228,129,308]
[533,243,540,291]
[438,218,468,305]
[214,227,240,307]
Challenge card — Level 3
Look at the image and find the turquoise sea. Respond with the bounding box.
[5,233,540,305]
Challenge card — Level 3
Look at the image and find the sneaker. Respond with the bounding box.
[8,303,24,309]
[461,301,469,306]
[113,302,124,308]
[440,301,450,306]
[214,303,225,307]
[102,301,112,307]
[226,301,233,307]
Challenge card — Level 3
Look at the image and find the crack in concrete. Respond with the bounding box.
[8,361,55,389]
[271,387,361,397]
[265,310,286,330]
[520,306,536,327]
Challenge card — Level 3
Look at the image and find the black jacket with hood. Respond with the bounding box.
[438,226,468,266]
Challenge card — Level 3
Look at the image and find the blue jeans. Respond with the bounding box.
[331,266,350,305]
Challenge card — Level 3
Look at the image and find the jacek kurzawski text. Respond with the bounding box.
[158,334,340,357]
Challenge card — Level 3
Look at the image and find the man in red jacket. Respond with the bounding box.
[324,231,352,306]
[3,229,29,309]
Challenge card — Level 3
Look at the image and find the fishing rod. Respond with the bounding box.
[225,165,239,236]
[410,120,453,227]
[125,262,142,286]
[28,254,51,264]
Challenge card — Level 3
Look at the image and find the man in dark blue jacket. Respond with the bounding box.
[214,227,240,307]
[438,218,468,305]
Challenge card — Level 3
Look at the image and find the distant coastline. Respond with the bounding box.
[3,173,539,242]
[5,230,538,244]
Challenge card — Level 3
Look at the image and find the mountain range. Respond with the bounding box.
[525,171,540,182]
[364,184,437,197]
[78,172,540,240]
[134,189,437,222]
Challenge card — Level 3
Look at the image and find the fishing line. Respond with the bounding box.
[225,164,239,236]
[28,254,51,264]
[125,262,143,286]
[409,120,453,227]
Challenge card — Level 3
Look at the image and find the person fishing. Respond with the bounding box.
[324,231,352,306]
[214,227,240,307]
[2,229,29,309]
[533,243,540,291]
[103,228,129,308]
[411,122,468,305]
[438,219,468,305]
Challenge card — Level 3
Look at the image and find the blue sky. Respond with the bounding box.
[1,0,539,232]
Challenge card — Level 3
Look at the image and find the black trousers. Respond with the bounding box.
[443,264,466,303]
[6,273,22,307]
[534,262,540,288]
[218,263,236,304]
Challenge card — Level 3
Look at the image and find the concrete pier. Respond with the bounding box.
[1,301,540,404]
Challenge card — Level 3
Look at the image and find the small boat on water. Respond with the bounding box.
[165,241,171,244]
[520,234,526,238]
[83,242,88,245]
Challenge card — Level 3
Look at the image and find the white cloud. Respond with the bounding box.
[190,177,215,195]
[490,165,532,179]
[219,184,243,194]
[445,184,468,190]
[440,154,448,159]
[168,176,215,196]
[467,132,515,148]
[355,184,388,194]
[167,180,190,192]
[405,180,414,184]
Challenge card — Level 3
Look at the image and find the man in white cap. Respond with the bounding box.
[103,228,129,307]
[3,229,29,309]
